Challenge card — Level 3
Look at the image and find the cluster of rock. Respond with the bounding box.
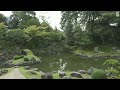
[59,72,66,78]
[2,60,41,68]
[70,71,83,78]
[77,67,96,75]
[0,69,8,76]
[40,67,96,79]
[58,71,83,79]
[41,73,53,79]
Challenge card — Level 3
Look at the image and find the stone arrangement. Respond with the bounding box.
[0,69,8,76]
[41,73,53,79]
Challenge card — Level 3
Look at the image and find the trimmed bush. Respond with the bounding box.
[24,57,29,61]
[14,55,24,60]
[91,69,107,79]
[30,57,36,61]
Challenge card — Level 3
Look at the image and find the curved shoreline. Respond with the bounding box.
[74,53,120,58]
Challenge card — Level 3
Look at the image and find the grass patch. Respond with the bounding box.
[19,67,41,79]
[12,49,41,65]
[12,58,24,64]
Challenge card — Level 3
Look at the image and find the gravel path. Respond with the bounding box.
[0,68,26,79]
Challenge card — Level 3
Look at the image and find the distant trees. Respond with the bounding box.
[1,11,120,54]
[61,11,120,46]
[61,11,91,46]
[0,13,8,25]
[0,13,65,54]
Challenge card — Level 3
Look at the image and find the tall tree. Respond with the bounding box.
[9,11,40,29]
[61,11,120,45]
[0,13,8,25]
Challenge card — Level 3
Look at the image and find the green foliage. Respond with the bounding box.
[103,59,120,68]
[61,11,93,46]
[40,22,53,32]
[23,49,40,61]
[14,55,24,60]
[0,13,8,25]
[91,69,107,79]
[6,29,29,47]
[23,24,65,51]
[61,11,120,45]
[106,67,119,76]
[0,23,6,39]
[24,25,40,37]
[30,57,36,62]
[23,57,29,61]
[103,59,120,77]
[9,11,40,29]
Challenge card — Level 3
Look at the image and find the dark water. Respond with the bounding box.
[32,53,120,72]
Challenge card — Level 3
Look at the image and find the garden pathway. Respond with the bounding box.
[0,68,26,79]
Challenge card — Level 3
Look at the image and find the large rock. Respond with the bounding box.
[59,72,66,78]
[21,50,27,55]
[0,71,2,75]
[9,60,12,63]
[70,72,83,78]
[41,73,53,79]
[70,72,77,77]
[14,66,18,68]
[76,73,82,78]
[87,67,96,75]
[31,77,37,79]
[31,68,38,71]
[1,69,8,73]
[45,73,53,79]
[28,71,37,75]
[78,70,87,74]
[41,73,46,79]
[2,63,11,68]
[24,66,30,70]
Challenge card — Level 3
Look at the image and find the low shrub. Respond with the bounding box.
[30,57,36,61]
[24,57,29,61]
[91,69,107,79]
[14,55,24,60]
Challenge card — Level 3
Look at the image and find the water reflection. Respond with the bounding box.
[25,53,120,72]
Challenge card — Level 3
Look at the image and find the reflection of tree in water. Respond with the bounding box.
[49,59,67,72]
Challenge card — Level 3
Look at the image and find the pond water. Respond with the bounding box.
[31,53,120,72]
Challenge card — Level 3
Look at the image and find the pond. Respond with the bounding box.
[31,53,120,72]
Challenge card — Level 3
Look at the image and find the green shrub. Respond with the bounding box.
[24,57,29,61]
[91,69,107,79]
[14,55,24,60]
[103,59,120,68]
[105,67,119,76]
[30,57,36,61]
